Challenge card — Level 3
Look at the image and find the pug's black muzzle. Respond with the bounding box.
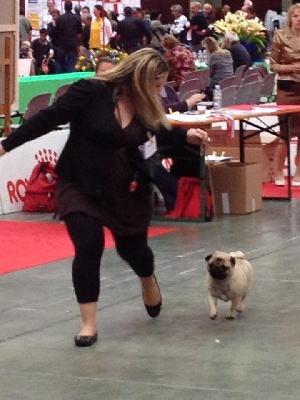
[209,266,228,280]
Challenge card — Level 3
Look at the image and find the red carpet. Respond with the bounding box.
[262,179,300,198]
[0,221,178,275]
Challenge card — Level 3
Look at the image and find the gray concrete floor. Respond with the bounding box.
[1,201,300,399]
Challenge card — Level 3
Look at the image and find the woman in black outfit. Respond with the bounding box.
[0,49,208,347]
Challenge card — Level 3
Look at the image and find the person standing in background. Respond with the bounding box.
[269,4,300,187]
[40,0,56,29]
[19,7,32,44]
[189,2,209,53]
[81,14,92,49]
[55,1,82,73]
[89,5,113,50]
[74,5,82,17]
[203,3,215,24]
[47,9,60,52]
[117,6,152,54]
[133,7,152,47]
[149,9,166,53]
[169,5,188,45]
[133,7,151,30]
[81,6,91,18]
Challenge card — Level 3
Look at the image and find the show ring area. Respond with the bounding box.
[0,73,298,219]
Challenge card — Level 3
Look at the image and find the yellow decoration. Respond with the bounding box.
[213,11,267,52]
[75,46,128,72]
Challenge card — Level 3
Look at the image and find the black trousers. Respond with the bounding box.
[64,212,155,304]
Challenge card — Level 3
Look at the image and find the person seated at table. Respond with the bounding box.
[151,85,207,212]
[269,3,300,186]
[201,36,234,100]
[153,142,206,213]
[161,34,196,90]
[221,31,252,72]
[161,84,205,113]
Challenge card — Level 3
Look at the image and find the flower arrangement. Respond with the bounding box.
[75,46,128,72]
[213,11,267,60]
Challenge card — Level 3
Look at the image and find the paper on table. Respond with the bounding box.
[166,113,211,122]
[205,155,233,162]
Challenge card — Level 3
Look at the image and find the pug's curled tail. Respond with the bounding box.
[229,251,245,259]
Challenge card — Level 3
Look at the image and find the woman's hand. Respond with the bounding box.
[186,93,206,109]
[293,63,300,74]
[186,128,210,146]
[0,144,6,157]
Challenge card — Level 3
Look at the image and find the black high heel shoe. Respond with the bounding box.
[74,332,98,347]
[142,275,162,318]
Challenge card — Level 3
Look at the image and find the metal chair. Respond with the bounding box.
[221,85,238,107]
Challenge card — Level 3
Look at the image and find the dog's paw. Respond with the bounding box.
[210,313,217,320]
[236,309,243,313]
[226,315,235,320]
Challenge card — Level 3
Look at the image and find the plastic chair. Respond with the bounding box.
[235,81,263,105]
[3,93,51,134]
[179,89,200,102]
[184,68,210,82]
[260,72,277,100]
[234,65,248,85]
[221,85,238,107]
[219,76,237,90]
[16,93,52,125]
[52,84,72,103]
[178,79,200,99]
[165,81,176,89]
[253,64,269,77]
[241,72,263,85]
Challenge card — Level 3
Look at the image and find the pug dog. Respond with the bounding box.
[205,251,253,320]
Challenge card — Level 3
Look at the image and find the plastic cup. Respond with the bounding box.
[197,104,207,114]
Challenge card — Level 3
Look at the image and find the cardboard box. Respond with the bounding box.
[208,146,262,164]
[208,162,262,215]
[261,140,278,183]
[207,128,276,183]
[261,138,298,182]
[207,128,262,148]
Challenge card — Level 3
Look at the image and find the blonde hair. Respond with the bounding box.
[202,36,229,57]
[287,4,300,28]
[94,48,170,131]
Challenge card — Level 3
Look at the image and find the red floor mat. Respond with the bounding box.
[262,179,300,199]
[0,221,178,275]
